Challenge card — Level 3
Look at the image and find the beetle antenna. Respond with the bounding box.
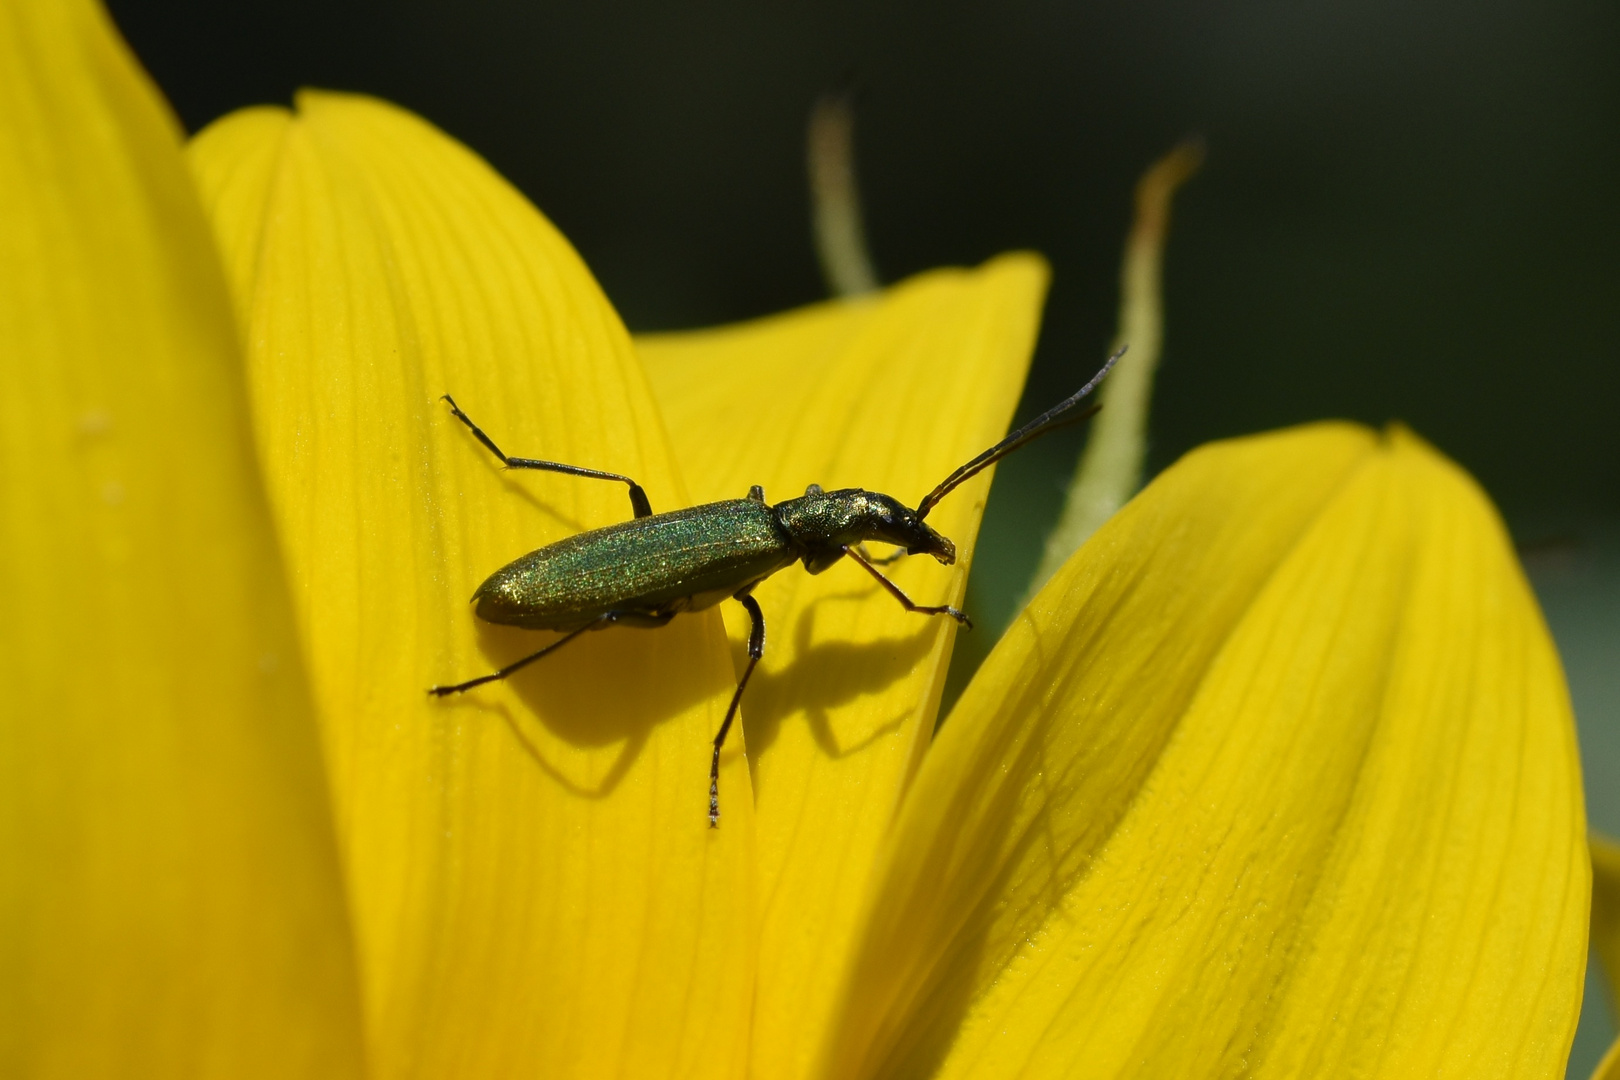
[915,345,1125,521]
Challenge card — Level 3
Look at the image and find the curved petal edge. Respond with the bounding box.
[821,422,1588,1080]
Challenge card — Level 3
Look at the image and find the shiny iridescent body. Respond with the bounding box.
[429,349,1118,825]
[472,489,953,632]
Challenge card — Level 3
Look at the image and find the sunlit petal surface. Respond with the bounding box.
[189,93,753,1079]
[640,254,1047,1079]
[0,3,363,1075]
[821,423,1587,1079]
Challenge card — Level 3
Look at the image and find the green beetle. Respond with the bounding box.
[432,349,1120,825]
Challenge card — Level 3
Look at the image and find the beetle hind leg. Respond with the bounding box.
[428,609,678,697]
[428,618,604,696]
[710,594,765,828]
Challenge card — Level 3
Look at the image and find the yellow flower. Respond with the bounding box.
[1593,834,1620,1073]
[0,0,1591,1077]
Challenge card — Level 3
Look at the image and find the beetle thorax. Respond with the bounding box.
[773,488,956,572]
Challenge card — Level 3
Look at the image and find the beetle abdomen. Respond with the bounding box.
[473,499,797,630]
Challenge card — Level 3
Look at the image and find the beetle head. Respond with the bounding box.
[777,488,956,569]
[866,493,957,565]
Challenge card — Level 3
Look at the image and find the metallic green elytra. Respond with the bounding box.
[431,348,1122,827]
[473,490,953,632]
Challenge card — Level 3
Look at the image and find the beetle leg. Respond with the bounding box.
[842,545,972,629]
[441,394,653,518]
[427,615,609,696]
[855,541,906,565]
[710,594,765,828]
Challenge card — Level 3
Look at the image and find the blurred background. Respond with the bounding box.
[106,0,1617,1067]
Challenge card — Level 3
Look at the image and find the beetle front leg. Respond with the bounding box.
[441,395,653,518]
[711,594,765,828]
[842,545,972,629]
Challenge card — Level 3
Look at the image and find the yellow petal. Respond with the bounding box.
[1595,1035,1620,1080]
[188,93,753,1078]
[1594,832,1620,1019]
[639,254,1047,1079]
[821,424,1588,1078]
[0,3,363,1076]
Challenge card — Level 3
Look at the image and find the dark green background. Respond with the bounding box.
[107,0,1619,1068]
[108,0,1619,522]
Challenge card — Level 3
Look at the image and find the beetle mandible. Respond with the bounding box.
[431,348,1122,826]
